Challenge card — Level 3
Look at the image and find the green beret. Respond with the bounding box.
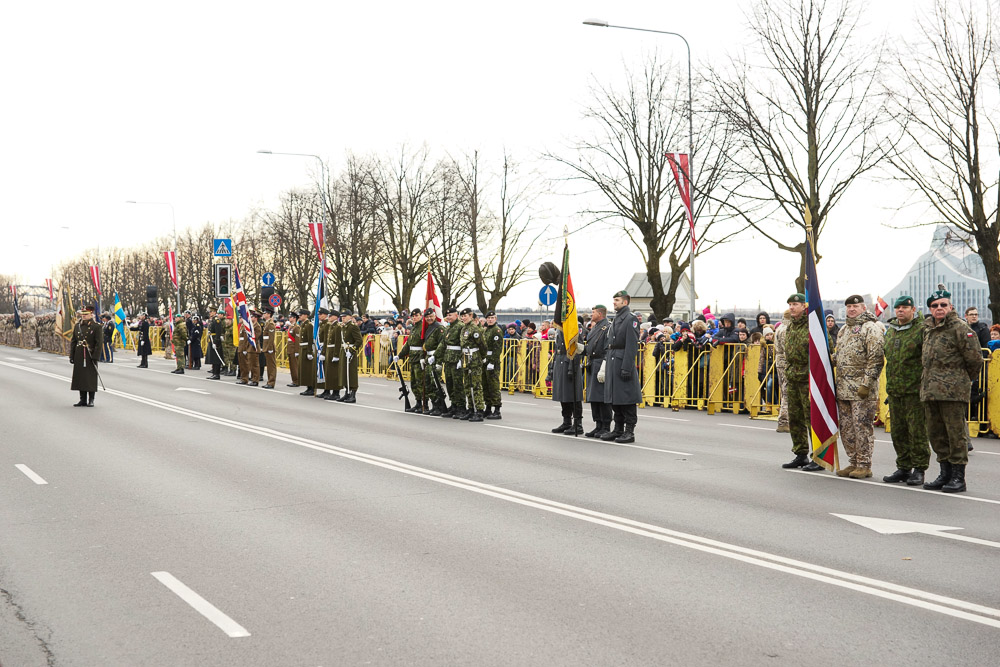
[927,289,951,307]
[787,293,806,304]
[593,304,607,310]
[893,295,914,308]
[613,290,630,299]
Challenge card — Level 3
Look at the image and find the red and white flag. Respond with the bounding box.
[874,296,889,317]
[806,237,840,471]
[308,222,325,259]
[421,270,442,338]
[9,285,16,300]
[89,265,102,295]
[666,152,697,251]
[163,251,178,289]
[45,278,54,301]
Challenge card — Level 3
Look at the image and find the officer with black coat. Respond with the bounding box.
[188,315,204,370]
[583,305,613,438]
[69,307,103,406]
[548,325,584,435]
[601,290,641,443]
[100,313,115,363]
[206,308,226,380]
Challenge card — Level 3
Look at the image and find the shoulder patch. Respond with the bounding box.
[968,332,977,337]
[632,321,638,328]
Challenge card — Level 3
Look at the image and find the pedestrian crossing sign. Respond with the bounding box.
[213,238,233,257]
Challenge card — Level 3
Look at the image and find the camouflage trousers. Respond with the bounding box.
[887,394,931,471]
[444,363,465,410]
[483,368,501,407]
[837,399,877,467]
[777,372,789,427]
[410,358,438,402]
[924,400,970,465]
[175,350,186,370]
[464,365,485,411]
[787,380,810,455]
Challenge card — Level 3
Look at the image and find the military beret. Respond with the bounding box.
[459,307,473,316]
[423,308,436,316]
[173,312,184,318]
[216,307,225,314]
[263,307,274,315]
[410,308,422,316]
[100,313,111,319]
[318,307,330,315]
[297,308,310,316]
[328,309,340,317]
[845,294,865,305]
[445,307,458,315]
[341,308,353,316]
[787,293,806,304]
[485,310,496,318]
[613,290,630,299]
[927,289,951,306]
[593,304,607,310]
[893,295,914,308]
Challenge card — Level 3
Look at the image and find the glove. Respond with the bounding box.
[307,355,314,360]
[427,354,435,365]
[392,355,399,363]
[857,385,870,399]
[435,363,442,371]
[621,368,632,382]
[319,355,325,363]
[457,360,462,370]
[597,366,606,383]
[487,363,494,371]
[242,350,248,355]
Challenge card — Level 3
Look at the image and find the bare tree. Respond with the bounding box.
[886,0,1000,321]
[426,160,474,310]
[711,0,892,289]
[550,54,746,319]
[268,189,324,313]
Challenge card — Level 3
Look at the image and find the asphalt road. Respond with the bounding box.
[2,346,999,666]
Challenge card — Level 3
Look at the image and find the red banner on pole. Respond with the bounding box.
[666,152,697,251]
[164,251,178,289]
[308,223,325,260]
[89,265,102,295]
[421,270,442,338]
[45,278,54,301]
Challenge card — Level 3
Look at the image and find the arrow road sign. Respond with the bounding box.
[213,239,232,257]
[175,387,210,395]
[832,514,1000,549]
[539,284,557,307]
[261,272,275,287]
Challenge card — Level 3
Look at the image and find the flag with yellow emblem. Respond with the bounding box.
[554,240,578,357]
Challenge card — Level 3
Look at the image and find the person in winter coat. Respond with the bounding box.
[710,313,741,346]
[825,310,840,348]
[750,311,771,335]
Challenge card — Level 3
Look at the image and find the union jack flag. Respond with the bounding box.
[232,264,256,350]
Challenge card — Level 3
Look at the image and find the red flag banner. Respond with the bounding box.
[665,152,697,251]
[806,237,840,471]
[874,296,889,318]
[308,222,325,260]
[9,285,16,300]
[421,270,442,338]
[89,265,102,295]
[163,251,178,289]
[45,278,54,301]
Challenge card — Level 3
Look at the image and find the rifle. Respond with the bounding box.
[390,356,412,411]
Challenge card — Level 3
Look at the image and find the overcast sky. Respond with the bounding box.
[1,0,940,313]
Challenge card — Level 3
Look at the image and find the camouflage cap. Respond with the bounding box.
[787,293,806,304]
[927,289,951,306]
[893,295,914,308]
[845,294,865,305]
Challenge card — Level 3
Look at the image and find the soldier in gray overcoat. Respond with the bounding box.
[69,306,103,407]
[547,325,584,435]
[583,305,613,438]
[601,290,641,443]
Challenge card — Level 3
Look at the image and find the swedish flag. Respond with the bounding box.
[113,292,127,345]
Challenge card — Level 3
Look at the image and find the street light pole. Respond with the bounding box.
[126,200,180,314]
[256,150,332,220]
[584,19,696,320]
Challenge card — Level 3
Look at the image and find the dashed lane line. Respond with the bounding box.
[14,464,48,485]
[151,572,250,638]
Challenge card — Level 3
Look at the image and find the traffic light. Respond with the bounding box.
[214,264,232,298]
[261,286,275,308]
[146,286,158,317]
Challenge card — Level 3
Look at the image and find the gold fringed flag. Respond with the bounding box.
[554,240,578,357]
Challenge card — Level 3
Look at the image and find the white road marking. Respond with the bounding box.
[5,356,25,361]
[8,359,1000,628]
[833,513,1000,550]
[790,469,1000,505]
[485,423,693,456]
[720,423,776,431]
[637,413,690,422]
[151,572,250,638]
[978,451,1000,457]
[14,464,47,485]
[175,387,210,395]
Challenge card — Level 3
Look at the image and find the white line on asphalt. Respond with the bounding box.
[151,572,250,638]
[8,359,1000,629]
[484,423,693,456]
[14,464,47,485]
[789,469,1000,506]
[5,356,25,361]
[720,424,776,431]
[636,413,690,422]
[977,451,1000,457]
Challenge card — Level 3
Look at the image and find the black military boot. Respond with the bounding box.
[482,406,493,418]
[615,425,635,444]
[429,400,445,416]
[318,389,329,399]
[882,468,911,484]
[923,461,952,490]
[567,418,584,436]
[452,407,466,419]
[782,453,809,469]
[342,390,357,404]
[74,392,88,407]
[551,418,572,434]
[171,368,184,375]
[469,409,484,422]
[600,424,623,441]
[486,406,501,420]
[87,392,95,407]
[300,387,314,396]
[802,461,824,472]
[325,390,341,401]
[941,463,967,493]
[905,469,925,486]
[422,400,434,415]
[460,407,473,420]
[584,423,603,438]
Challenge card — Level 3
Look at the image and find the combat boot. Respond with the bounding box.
[905,469,925,486]
[429,400,446,416]
[171,368,184,375]
[614,425,635,444]
[775,422,790,433]
[882,468,911,484]
[452,407,466,420]
[324,390,341,401]
[460,408,473,420]
[782,453,809,469]
[342,390,357,404]
[584,423,603,438]
[422,400,434,415]
[318,389,330,399]
[440,405,454,418]
[299,387,314,396]
[802,462,824,472]
[848,467,873,479]
[923,461,952,490]
[941,463,967,493]
[336,390,350,402]
[551,418,572,434]
[566,418,584,436]
[405,401,421,413]
[836,465,856,477]
[74,392,88,407]
[469,410,484,422]
[486,406,501,420]
[600,425,623,442]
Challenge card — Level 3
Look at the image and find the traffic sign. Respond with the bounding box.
[261,272,275,287]
[268,293,282,308]
[539,284,558,307]
[213,238,232,257]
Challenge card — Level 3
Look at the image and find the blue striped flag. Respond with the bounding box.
[113,292,127,345]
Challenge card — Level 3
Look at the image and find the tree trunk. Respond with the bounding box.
[976,230,1000,325]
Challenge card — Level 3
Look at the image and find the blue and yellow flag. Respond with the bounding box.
[113,292,127,346]
[554,241,578,357]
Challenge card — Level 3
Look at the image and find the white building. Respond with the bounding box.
[621,272,696,321]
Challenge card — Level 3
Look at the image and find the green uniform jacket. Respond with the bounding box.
[298,320,316,386]
[483,323,503,367]
[884,315,923,397]
[423,322,445,360]
[435,321,463,363]
[172,322,188,351]
[459,322,486,363]
[781,312,809,384]
[920,312,984,402]
[342,321,363,387]
[323,320,341,386]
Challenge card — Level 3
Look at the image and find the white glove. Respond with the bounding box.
[420,359,426,369]
[392,355,399,363]
[307,355,314,360]
[242,350,248,356]
[427,354,435,365]
[597,366,606,383]
[319,355,325,362]
[487,363,494,371]
[457,360,463,370]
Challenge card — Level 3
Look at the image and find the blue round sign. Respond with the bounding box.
[539,284,558,307]
[261,272,275,287]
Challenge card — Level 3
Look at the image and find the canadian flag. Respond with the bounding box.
[89,265,102,295]
[421,270,442,338]
[874,296,889,317]
[164,251,178,289]
[45,278,54,301]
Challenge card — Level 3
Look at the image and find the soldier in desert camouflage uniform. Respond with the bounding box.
[882,295,930,486]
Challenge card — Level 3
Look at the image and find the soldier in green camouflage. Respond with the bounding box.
[434,307,465,418]
[397,309,438,413]
[459,307,486,422]
[921,289,984,493]
[421,309,447,415]
[482,310,504,419]
[777,294,820,470]
[882,295,931,486]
